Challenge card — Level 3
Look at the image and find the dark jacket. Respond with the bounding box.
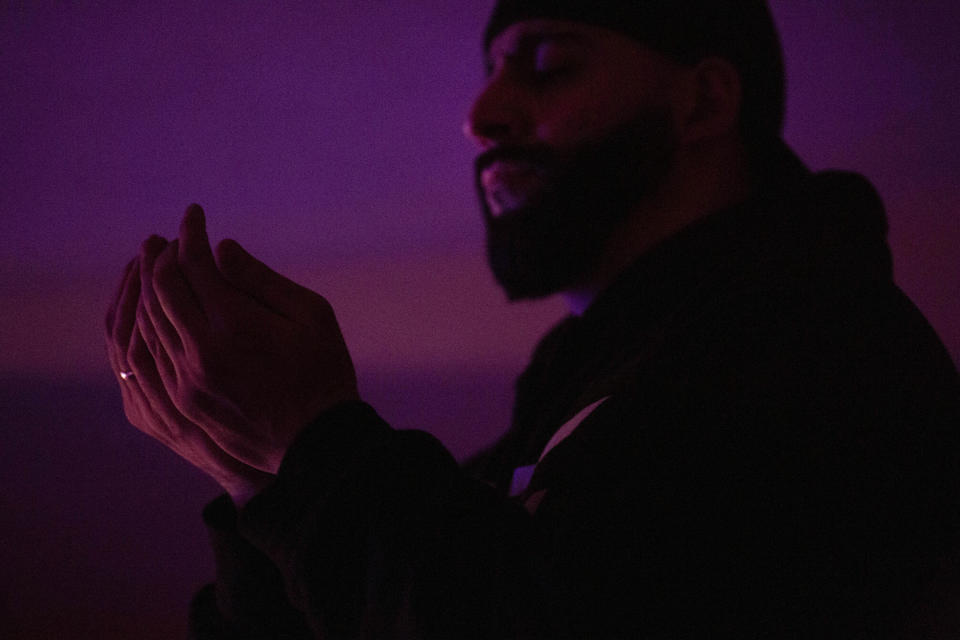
[190,147,960,638]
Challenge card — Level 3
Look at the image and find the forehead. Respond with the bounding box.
[486,19,605,62]
[484,19,667,68]
[484,18,682,85]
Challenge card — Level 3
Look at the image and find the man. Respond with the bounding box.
[106,1,960,637]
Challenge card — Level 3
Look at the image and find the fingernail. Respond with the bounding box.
[185,203,204,223]
[182,204,207,238]
[140,234,168,256]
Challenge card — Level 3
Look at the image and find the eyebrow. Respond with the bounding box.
[485,31,592,74]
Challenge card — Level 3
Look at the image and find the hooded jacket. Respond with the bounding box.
[190,146,960,639]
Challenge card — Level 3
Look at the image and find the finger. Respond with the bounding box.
[105,258,137,377]
[116,358,165,445]
[136,298,178,390]
[132,334,182,444]
[129,323,272,487]
[216,238,334,324]
[128,323,206,452]
[153,239,209,352]
[105,257,136,337]
[139,235,185,357]
[108,259,142,380]
[117,370,144,425]
[110,258,141,347]
[178,204,232,306]
[125,324,174,442]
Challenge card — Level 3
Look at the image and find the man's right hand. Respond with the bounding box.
[105,243,273,504]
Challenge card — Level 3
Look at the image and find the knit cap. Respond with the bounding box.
[484,0,786,143]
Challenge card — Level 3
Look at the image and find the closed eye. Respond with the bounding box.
[484,31,592,80]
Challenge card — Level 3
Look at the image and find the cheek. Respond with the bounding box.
[534,82,656,147]
[535,101,609,146]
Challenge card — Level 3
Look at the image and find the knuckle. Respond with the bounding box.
[314,293,333,312]
[135,311,155,344]
[175,385,210,417]
[122,404,142,426]
[127,334,151,369]
[193,354,221,387]
[187,343,209,370]
[127,346,150,372]
[307,292,335,319]
[214,238,234,261]
[139,236,167,265]
[141,329,159,356]
[179,346,215,387]
[165,418,184,440]
[214,238,247,272]
[172,388,191,411]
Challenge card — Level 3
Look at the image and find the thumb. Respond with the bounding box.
[178,203,232,303]
[215,238,333,323]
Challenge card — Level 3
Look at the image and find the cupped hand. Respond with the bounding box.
[105,251,274,503]
[137,204,359,474]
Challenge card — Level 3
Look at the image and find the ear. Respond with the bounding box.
[674,56,743,145]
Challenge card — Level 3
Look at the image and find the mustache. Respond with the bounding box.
[474,144,560,175]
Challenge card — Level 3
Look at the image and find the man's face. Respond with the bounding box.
[466,20,682,300]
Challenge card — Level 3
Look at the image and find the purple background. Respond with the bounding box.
[2,2,958,637]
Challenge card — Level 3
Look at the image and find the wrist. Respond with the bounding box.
[221,470,274,509]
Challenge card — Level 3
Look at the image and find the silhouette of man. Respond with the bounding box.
[106,1,960,637]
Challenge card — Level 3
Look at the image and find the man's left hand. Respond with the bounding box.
[137,204,359,474]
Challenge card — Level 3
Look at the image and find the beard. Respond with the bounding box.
[476,109,677,301]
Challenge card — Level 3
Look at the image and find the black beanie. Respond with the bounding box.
[484,0,786,146]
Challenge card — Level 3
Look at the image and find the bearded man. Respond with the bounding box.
[106,1,960,637]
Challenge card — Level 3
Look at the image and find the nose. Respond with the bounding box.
[463,73,531,149]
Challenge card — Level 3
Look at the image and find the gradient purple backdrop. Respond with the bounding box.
[2,2,958,637]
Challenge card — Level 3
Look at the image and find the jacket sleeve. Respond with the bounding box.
[188,494,313,639]
[190,401,544,639]
[188,284,960,638]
